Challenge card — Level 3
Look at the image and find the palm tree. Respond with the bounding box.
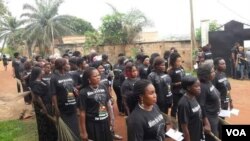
[123,9,152,43]
[0,15,24,53]
[21,0,73,56]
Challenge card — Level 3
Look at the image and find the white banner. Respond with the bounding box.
[201,20,210,47]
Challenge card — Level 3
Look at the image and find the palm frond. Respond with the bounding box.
[23,4,38,13]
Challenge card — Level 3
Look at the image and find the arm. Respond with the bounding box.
[35,95,48,115]
[52,95,60,118]
[107,100,115,128]
[203,117,211,134]
[79,110,88,140]
[181,124,191,141]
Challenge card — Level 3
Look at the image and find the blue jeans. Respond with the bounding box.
[237,64,245,79]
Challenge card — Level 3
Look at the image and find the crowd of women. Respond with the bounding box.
[11,47,233,141]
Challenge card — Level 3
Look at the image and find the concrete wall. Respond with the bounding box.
[85,40,194,71]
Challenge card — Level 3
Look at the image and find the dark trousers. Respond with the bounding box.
[171,93,183,118]
[113,84,124,113]
[206,114,219,141]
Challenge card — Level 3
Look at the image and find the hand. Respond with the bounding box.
[81,132,88,141]
[54,107,60,119]
[203,124,211,134]
[110,97,114,105]
[73,87,79,96]
[230,101,234,110]
[40,108,48,115]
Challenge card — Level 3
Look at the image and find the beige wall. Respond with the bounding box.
[87,40,194,71]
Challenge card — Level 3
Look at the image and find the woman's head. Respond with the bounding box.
[197,63,215,82]
[149,53,160,65]
[169,52,182,68]
[92,61,105,74]
[214,57,226,71]
[55,58,67,71]
[133,79,157,107]
[35,55,42,62]
[153,57,165,72]
[142,55,150,66]
[82,67,100,87]
[125,62,138,78]
[182,76,200,96]
[43,63,51,74]
[30,67,43,83]
[24,61,32,71]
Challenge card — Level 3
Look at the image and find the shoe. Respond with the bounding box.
[113,134,123,140]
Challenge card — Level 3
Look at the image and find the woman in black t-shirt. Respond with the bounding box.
[167,52,185,118]
[213,57,233,110]
[178,76,205,141]
[127,79,166,141]
[78,67,113,141]
[50,58,80,140]
[121,62,140,115]
[197,63,220,141]
[148,57,172,114]
[30,67,57,141]
[41,63,52,85]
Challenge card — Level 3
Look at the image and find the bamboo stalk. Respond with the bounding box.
[219,117,230,125]
[208,132,221,141]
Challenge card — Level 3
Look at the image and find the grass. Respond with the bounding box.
[0,119,38,141]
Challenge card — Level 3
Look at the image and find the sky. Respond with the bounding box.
[4,0,250,38]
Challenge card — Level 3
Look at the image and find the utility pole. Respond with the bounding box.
[189,0,196,71]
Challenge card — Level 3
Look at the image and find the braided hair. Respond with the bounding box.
[130,79,152,112]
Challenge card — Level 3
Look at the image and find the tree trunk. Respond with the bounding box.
[27,40,37,58]
[0,37,6,54]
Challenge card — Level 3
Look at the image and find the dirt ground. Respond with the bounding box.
[0,61,249,140]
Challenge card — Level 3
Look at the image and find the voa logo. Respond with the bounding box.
[226,129,246,136]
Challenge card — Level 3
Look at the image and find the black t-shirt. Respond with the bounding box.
[237,52,246,64]
[3,57,8,65]
[168,67,185,94]
[213,72,231,104]
[113,64,125,86]
[103,62,113,75]
[68,70,81,87]
[42,73,52,86]
[148,71,172,105]
[204,51,213,60]
[127,104,166,141]
[121,78,139,98]
[100,73,110,89]
[139,65,149,79]
[78,84,109,121]
[196,82,221,117]
[30,80,51,105]
[22,70,31,91]
[178,95,205,141]
[231,47,238,62]
[50,72,77,114]
[12,58,21,79]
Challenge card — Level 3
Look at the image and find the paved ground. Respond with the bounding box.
[0,61,249,140]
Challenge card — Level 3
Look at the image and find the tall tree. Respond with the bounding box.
[123,8,152,43]
[100,12,126,45]
[62,16,95,35]
[100,4,151,45]
[0,15,24,53]
[0,0,7,16]
[195,20,221,42]
[21,0,74,56]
